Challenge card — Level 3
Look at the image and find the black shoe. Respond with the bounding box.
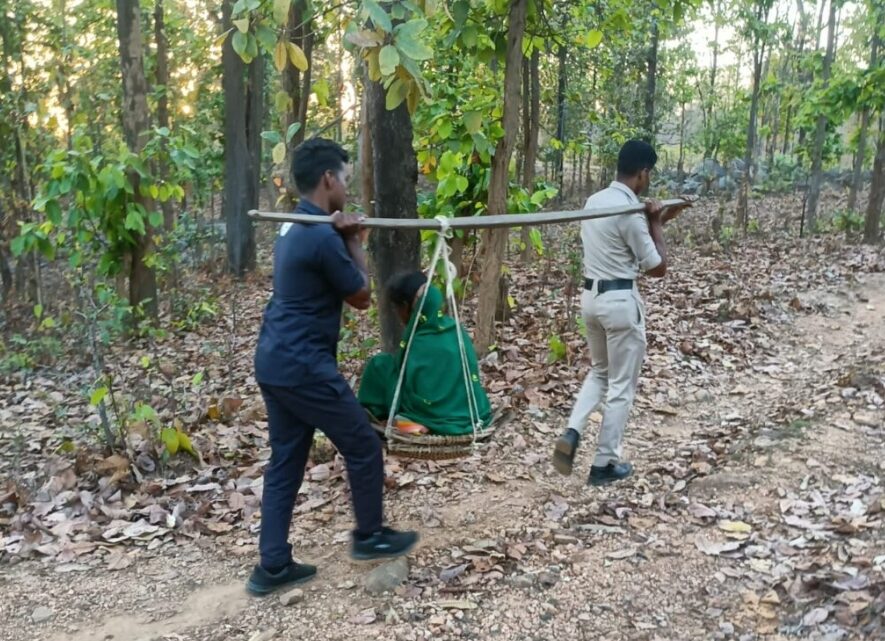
[552,428,581,476]
[351,527,419,561]
[588,461,634,486]
[246,561,317,596]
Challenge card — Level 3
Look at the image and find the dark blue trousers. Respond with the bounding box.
[258,376,384,570]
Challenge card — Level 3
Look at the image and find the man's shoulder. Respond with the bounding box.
[584,185,621,207]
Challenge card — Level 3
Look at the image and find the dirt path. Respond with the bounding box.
[2,267,882,641]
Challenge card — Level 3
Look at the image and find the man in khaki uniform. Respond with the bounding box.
[552,140,689,486]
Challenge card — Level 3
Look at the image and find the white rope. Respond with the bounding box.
[385,216,482,444]
[384,228,445,439]
[436,219,482,444]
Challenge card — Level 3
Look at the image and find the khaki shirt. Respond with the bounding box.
[580,181,662,281]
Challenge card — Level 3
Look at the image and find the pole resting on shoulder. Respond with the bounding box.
[247,198,689,230]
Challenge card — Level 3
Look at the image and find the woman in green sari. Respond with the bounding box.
[358,271,492,436]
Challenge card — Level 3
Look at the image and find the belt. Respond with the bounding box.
[584,278,634,294]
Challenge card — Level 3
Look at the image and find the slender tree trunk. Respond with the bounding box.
[736,42,765,232]
[154,0,175,233]
[805,0,838,233]
[643,17,659,142]
[849,28,879,212]
[222,0,255,277]
[366,78,420,352]
[554,43,567,200]
[677,101,686,181]
[282,2,312,148]
[864,114,885,243]
[782,103,793,155]
[704,12,720,159]
[359,91,374,218]
[475,0,527,355]
[116,0,158,316]
[520,49,540,263]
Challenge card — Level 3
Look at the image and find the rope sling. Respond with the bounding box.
[379,217,496,460]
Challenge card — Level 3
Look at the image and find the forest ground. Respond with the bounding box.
[1,190,883,641]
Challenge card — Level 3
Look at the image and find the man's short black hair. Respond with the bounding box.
[616,139,658,177]
[291,137,349,193]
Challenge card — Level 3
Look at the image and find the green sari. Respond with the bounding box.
[358,285,492,435]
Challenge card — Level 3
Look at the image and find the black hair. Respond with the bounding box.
[616,139,658,177]
[290,138,349,193]
[388,271,427,307]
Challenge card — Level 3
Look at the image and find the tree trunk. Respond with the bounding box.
[115,0,158,316]
[677,101,686,181]
[864,114,885,244]
[359,91,374,218]
[475,0,527,355]
[554,43,567,200]
[365,79,420,353]
[643,17,659,142]
[805,0,838,233]
[736,43,765,233]
[154,0,175,233]
[283,2,311,150]
[222,0,256,277]
[849,27,879,212]
[704,14,720,159]
[520,49,540,263]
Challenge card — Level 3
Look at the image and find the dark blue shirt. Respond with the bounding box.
[254,200,365,387]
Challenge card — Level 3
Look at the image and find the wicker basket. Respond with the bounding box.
[369,410,500,460]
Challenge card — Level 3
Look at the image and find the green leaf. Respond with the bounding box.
[177,430,197,456]
[548,334,566,364]
[148,211,163,227]
[255,25,277,51]
[394,18,428,41]
[273,0,290,26]
[192,371,204,386]
[245,33,259,61]
[232,30,249,60]
[233,17,249,33]
[90,387,108,406]
[261,130,282,144]
[461,25,477,48]
[272,142,287,164]
[273,40,288,71]
[436,119,453,139]
[34,303,43,319]
[395,31,433,61]
[363,0,392,32]
[140,355,151,368]
[586,30,603,48]
[125,208,146,234]
[385,78,408,110]
[286,122,302,143]
[452,0,468,27]
[10,235,25,257]
[161,427,179,455]
[313,77,330,106]
[379,44,400,76]
[464,111,482,134]
[287,42,308,71]
[274,90,291,113]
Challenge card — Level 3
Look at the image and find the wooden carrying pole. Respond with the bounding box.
[248,198,688,230]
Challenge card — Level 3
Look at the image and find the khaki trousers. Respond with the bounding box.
[567,287,646,467]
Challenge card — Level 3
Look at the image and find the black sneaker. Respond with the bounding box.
[351,527,419,561]
[552,428,581,476]
[245,561,317,596]
[588,461,634,487]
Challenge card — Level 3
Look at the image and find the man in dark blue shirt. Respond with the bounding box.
[247,138,418,596]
